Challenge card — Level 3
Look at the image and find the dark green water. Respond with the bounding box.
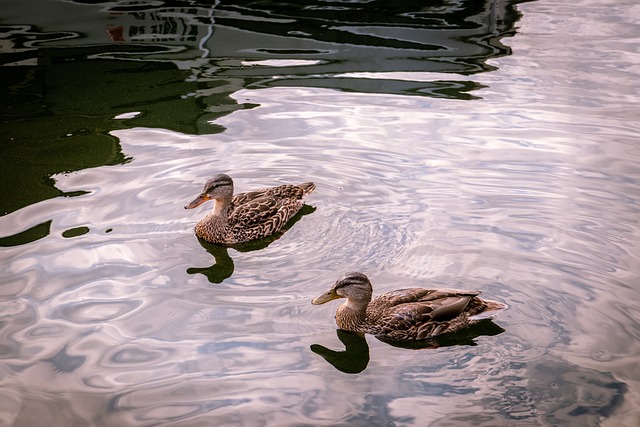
[1,0,639,426]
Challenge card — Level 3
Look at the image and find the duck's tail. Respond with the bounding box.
[470,299,508,321]
[299,182,316,197]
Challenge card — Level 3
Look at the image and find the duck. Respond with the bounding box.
[185,173,315,245]
[312,272,506,341]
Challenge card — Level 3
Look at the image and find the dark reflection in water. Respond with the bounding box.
[312,319,505,374]
[0,220,51,247]
[526,358,627,424]
[311,330,370,374]
[46,345,86,374]
[187,243,235,284]
[187,205,316,282]
[61,226,91,239]
[0,0,527,217]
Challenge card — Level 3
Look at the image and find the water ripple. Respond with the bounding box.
[1,1,639,425]
[51,300,143,324]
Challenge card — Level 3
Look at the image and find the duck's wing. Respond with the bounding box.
[232,183,315,209]
[370,288,482,340]
[373,288,480,306]
[229,196,302,234]
[232,188,270,207]
[264,183,315,199]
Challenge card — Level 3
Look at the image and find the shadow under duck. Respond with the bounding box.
[312,272,506,341]
[185,173,315,245]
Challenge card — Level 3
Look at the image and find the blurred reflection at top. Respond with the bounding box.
[0,0,529,215]
[2,0,529,101]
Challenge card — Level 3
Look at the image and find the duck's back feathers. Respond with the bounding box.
[365,288,482,340]
[227,196,303,242]
[231,182,316,209]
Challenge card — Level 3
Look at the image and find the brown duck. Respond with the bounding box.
[185,174,315,245]
[312,272,506,341]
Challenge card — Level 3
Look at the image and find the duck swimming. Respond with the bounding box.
[185,174,315,245]
[312,272,506,341]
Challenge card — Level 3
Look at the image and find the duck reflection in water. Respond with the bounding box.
[312,320,506,374]
[310,272,507,373]
[187,204,316,283]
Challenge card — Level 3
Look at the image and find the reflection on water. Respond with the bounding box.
[0,220,52,246]
[312,320,505,374]
[311,330,371,374]
[187,243,235,284]
[527,358,627,424]
[1,0,639,425]
[0,0,524,215]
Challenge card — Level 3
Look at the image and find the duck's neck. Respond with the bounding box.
[336,298,368,332]
[211,197,232,218]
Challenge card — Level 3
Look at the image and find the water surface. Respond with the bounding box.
[1,0,639,426]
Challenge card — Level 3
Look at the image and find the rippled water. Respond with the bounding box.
[1,0,639,426]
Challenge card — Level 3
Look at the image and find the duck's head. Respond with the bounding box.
[185,174,234,209]
[312,272,373,305]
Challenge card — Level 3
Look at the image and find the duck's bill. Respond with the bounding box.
[184,194,209,209]
[312,289,340,305]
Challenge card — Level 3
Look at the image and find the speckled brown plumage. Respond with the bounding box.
[185,174,315,245]
[312,272,506,341]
